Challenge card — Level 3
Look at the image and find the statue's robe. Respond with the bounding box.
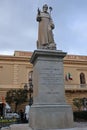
[37,12,55,48]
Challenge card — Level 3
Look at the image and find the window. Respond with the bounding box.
[80,72,86,87]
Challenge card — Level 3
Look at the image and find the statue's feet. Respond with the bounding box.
[37,43,56,50]
[48,43,56,50]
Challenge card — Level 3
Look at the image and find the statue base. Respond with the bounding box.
[29,104,73,129]
[30,50,73,129]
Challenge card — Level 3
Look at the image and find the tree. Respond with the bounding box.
[5,89,28,112]
[73,98,83,111]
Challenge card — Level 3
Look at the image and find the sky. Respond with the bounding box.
[0,0,87,56]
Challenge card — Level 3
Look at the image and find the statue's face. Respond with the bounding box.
[43,7,48,12]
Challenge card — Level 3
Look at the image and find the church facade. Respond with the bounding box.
[0,51,87,111]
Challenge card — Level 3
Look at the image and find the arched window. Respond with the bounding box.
[80,73,86,86]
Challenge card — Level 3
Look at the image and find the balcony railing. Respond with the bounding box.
[65,84,87,91]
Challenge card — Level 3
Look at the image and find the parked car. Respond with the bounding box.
[5,112,20,119]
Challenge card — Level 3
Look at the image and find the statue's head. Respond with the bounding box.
[43,4,48,12]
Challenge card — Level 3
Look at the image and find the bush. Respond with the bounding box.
[0,118,19,128]
[73,98,83,111]
[0,118,17,123]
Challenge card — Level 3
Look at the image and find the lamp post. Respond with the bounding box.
[24,71,33,106]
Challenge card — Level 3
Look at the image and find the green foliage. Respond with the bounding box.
[73,98,83,111]
[0,118,20,127]
[0,118,17,123]
[5,89,28,112]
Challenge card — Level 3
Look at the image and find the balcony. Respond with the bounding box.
[65,84,87,92]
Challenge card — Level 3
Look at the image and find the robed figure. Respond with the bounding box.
[36,4,56,50]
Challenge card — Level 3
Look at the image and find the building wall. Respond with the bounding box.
[0,51,87,111]
[64,55,87,85]
[0,51,33,102]
[0,64,13,85]
[64,55,87,110]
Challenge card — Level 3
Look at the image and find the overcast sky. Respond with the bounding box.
[0,0,87,56]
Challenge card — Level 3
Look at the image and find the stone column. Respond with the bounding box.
[29,50,73,129]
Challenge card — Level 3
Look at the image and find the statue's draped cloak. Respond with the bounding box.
[37,12,54,46]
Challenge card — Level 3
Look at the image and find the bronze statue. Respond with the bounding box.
[36,4,56,50]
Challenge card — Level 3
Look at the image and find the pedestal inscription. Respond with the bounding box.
[31,51,66,104]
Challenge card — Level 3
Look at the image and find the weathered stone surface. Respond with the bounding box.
[30,50,66,104]
[30,50,73,129]
[29,104,73,129]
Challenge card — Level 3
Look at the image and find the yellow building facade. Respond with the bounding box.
[0,51,87,110]
[0,51,32,103]
[64,55,87,110]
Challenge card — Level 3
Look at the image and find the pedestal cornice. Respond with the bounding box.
[30,49,67,64]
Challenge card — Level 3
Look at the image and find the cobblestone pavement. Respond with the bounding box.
[74,122,87,127]
[1,122,87,130]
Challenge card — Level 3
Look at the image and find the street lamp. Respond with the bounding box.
[24,71,33,106]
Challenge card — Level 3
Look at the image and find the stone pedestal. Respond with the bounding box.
[29,50,73,129]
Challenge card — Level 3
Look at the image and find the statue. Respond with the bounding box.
[36,4,56,50]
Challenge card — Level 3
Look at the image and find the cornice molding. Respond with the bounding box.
[64,60,87,65]
[65,89,87,93]
[0,55,31,62]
